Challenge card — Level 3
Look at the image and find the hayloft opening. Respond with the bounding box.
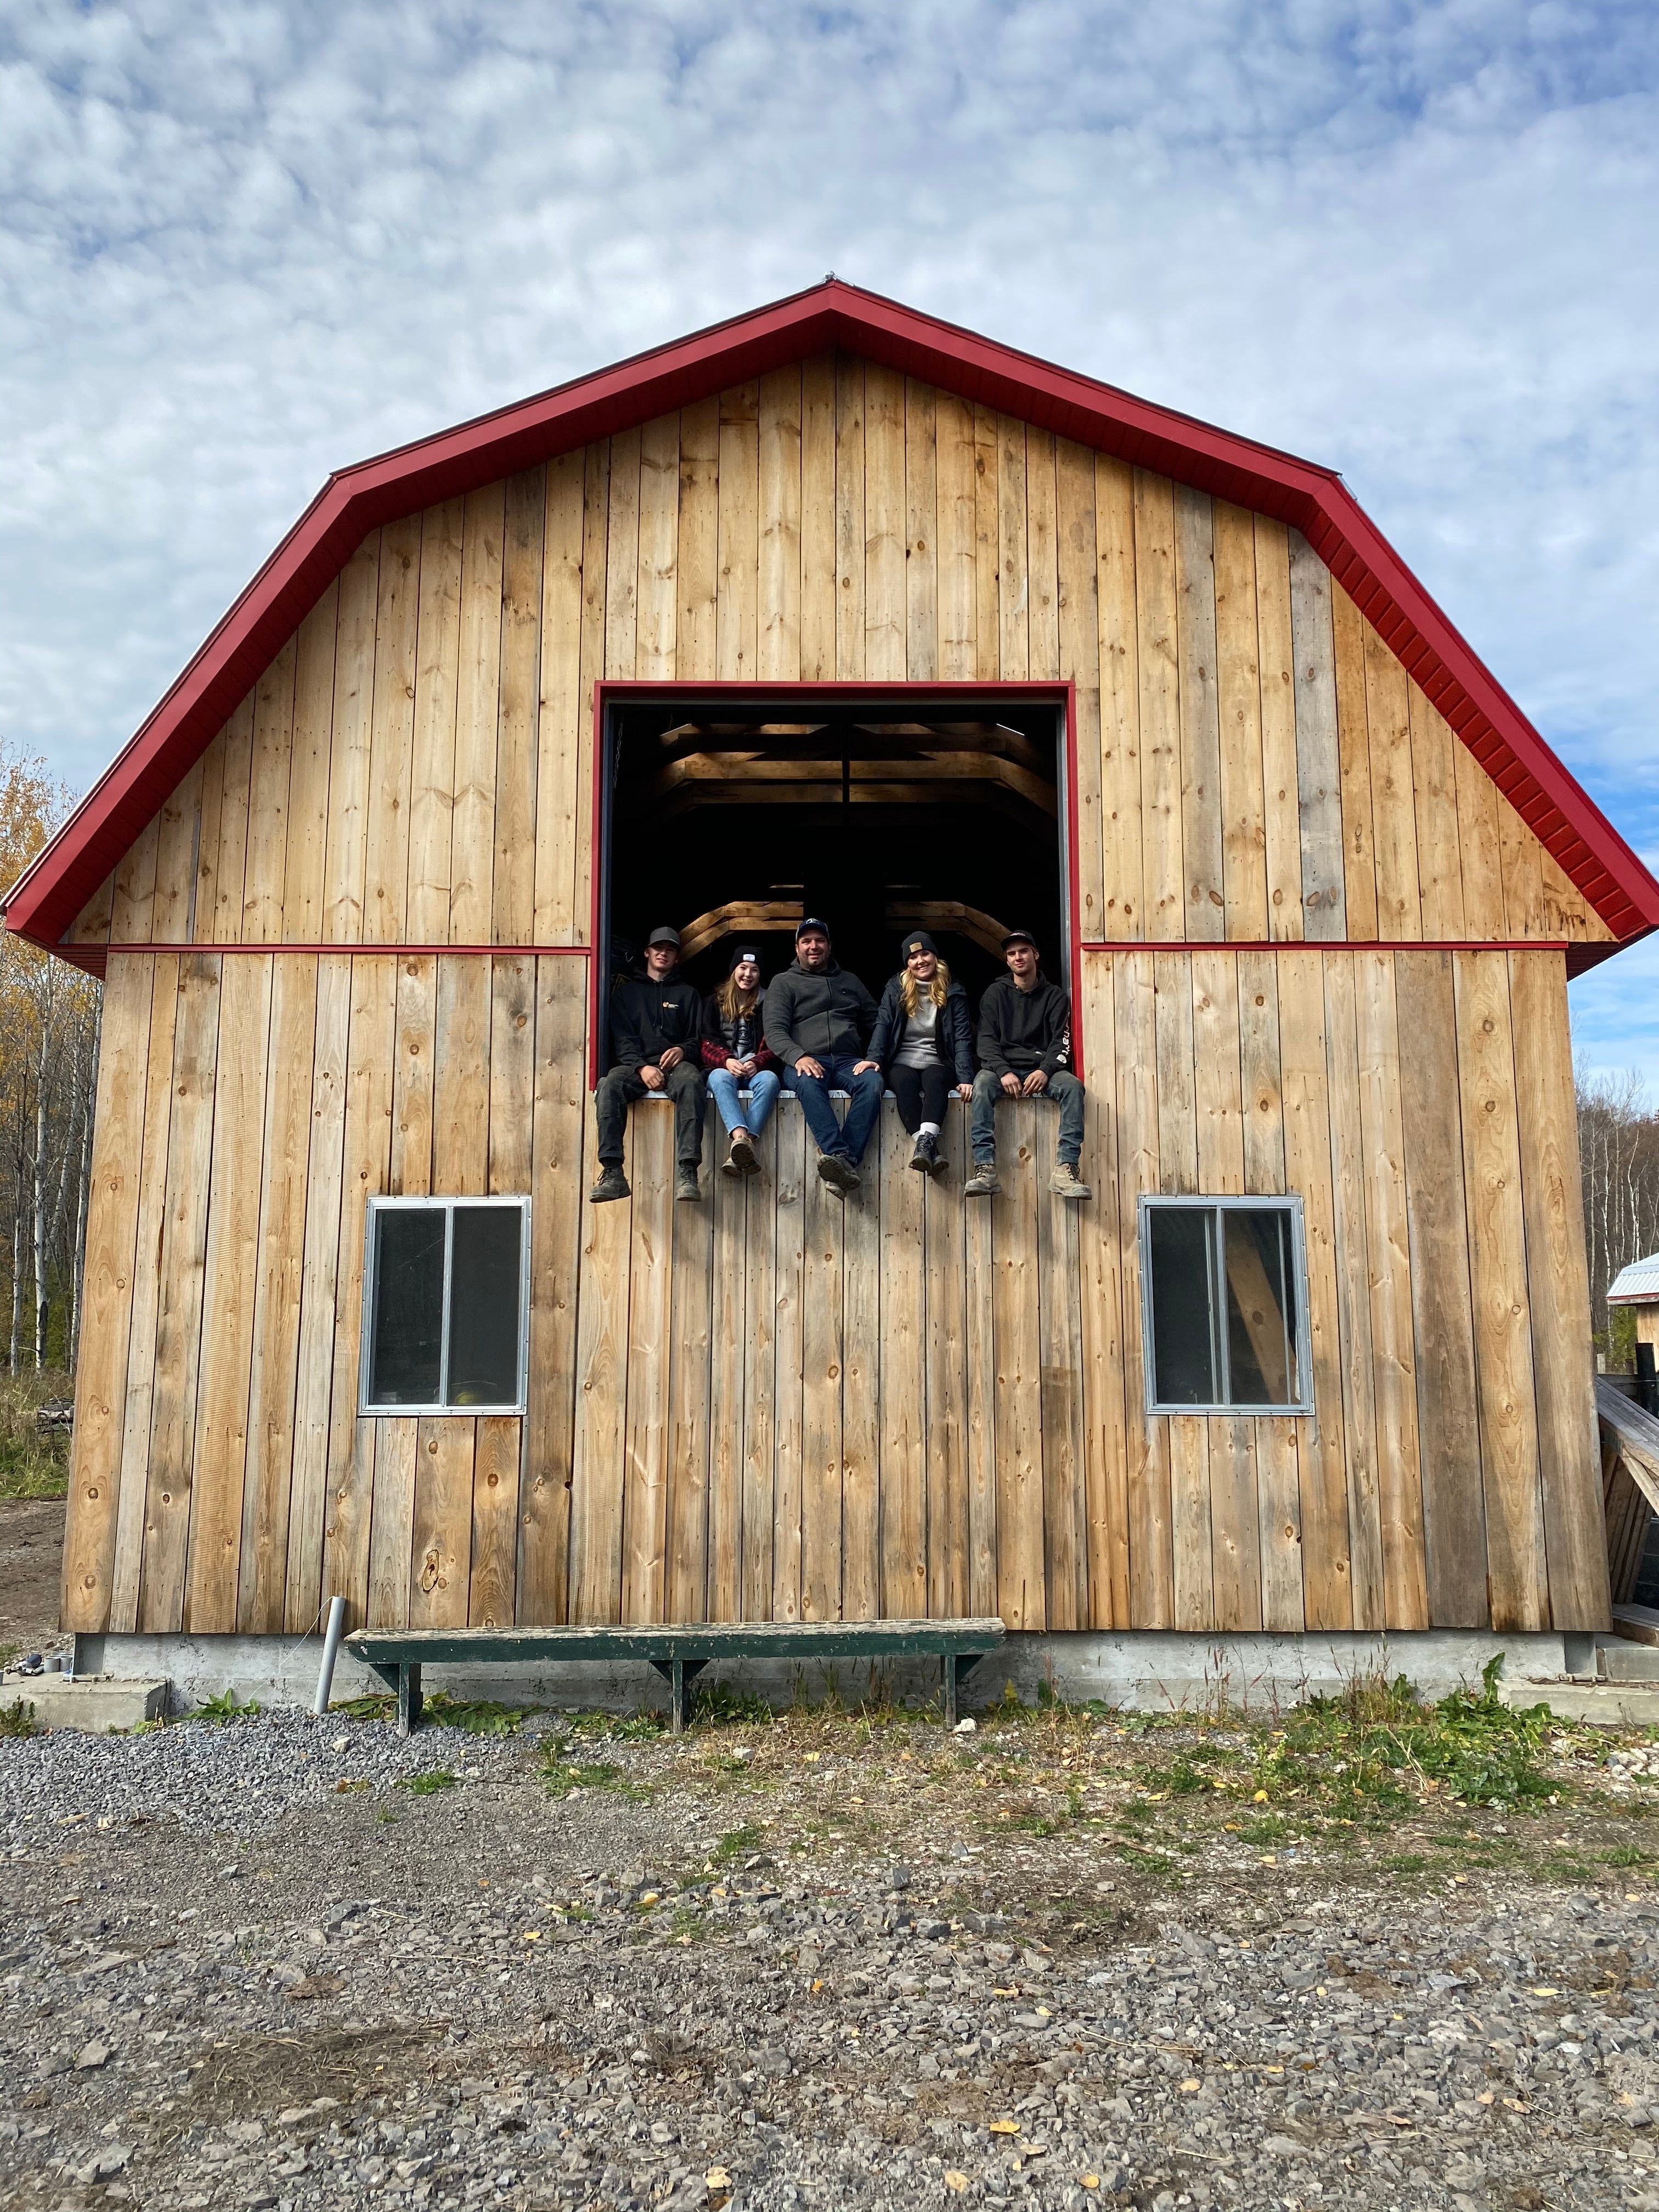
[595,688,1074,1074]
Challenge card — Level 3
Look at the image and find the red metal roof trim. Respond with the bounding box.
[10,280,1657,955]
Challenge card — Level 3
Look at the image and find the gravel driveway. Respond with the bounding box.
[2,1691,1657,2211]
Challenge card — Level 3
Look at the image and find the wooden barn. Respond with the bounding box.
[13,281,1659,1667]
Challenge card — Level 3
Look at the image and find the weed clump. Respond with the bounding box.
[1254,1658,1558,1813]
[397,1769,458,1796]
[0,1697,38,1738]
[692,1683,775,1729]
[193,1689,261,1726]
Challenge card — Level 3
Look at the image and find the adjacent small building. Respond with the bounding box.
[10,281,1659,1680]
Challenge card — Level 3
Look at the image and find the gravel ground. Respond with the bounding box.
[2,1695,1658,2212]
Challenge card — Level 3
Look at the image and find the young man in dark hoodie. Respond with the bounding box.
[964,929,1090,1200]
[762,918,882,1195]
[591,926,706,1204]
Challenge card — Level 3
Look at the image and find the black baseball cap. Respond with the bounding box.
[794,916,831,940]
[646,926,681,949]
[1002,928,1038,950]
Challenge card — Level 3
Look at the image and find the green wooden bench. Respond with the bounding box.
[343,1619,1006,1735]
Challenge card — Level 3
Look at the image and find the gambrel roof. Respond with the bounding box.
[8,278,1657,957]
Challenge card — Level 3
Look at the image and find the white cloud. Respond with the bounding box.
[2,1,1657,1066]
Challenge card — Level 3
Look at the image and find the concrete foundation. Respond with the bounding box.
[0,1674,168,1733]
[72,1627,1582,1722]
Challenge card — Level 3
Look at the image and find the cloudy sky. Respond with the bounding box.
[4,1,1656,1080]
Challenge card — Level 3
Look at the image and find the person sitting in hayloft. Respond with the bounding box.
[964,928,1091,1201]
[590,926,707,1206]
[865,929,974,1179]
[700,945,782,1180]
[763,917,883,1196]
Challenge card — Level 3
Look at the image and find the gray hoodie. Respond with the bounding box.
[763,958,878,1068]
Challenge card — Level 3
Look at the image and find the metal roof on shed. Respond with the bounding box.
[1608,1255,1659,1307]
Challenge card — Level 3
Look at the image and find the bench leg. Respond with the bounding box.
[943,1654,957,1730]
[397,1663,424,1737]
[946,1654,980,1730]
[648,1658,706,1734]
[669,1658,709,1734]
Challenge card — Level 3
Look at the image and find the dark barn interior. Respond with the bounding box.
[601,697,1068,1048]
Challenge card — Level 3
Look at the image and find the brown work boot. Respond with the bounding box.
[727,1128,757,1178]
[817,1154,860,1196]
[1049,1159,1091,1200]
[675,1165,701,1202]
[962,1160,1000,1198]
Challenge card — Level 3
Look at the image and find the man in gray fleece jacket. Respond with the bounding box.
[763,918,882,1195]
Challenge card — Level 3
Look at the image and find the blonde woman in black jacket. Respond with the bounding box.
[866,932,974,1177]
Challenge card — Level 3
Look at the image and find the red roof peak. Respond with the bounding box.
[8,281,1656,955]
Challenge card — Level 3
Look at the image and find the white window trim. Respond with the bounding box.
[360,1195,532,1417]
[1138,1194,1313,1417]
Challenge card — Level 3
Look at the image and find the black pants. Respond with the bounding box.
[595,1062,706,1167]
[889,1062,950,1136]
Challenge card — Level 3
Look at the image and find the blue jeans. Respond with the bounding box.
[970,1066,1086,1166]
[706,1066,781,1138]
[786,1058,884,1165]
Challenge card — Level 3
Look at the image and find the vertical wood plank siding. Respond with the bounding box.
[61,354,1611,1638]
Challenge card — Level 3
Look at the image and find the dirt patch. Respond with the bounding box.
[0,1497,66,1657]
[182,2022,449,2126]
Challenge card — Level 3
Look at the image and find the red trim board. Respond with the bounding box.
[9,280,1655,961]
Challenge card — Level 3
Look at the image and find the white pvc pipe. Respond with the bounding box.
[313,1595,348,1717]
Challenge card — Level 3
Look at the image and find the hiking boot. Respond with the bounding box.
[817,1154,860,1196]
[729,1128,759,1177]
[909,1131,938,1175]
[962,1160,1000,1198]
[675,1165,701,1202]
[589,1164,630,1204]
[1049,1159,1091,1200]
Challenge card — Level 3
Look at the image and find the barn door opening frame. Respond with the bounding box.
[588,680,1081,1089]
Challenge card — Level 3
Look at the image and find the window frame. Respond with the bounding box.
[359,1194,532,1418]
[1137,1193,1313,1417]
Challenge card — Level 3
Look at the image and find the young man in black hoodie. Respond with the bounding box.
[964,929,1090,1200]
[762,918,882,1195]
[591,927,706,1204]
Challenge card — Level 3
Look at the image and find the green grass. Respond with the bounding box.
[0,1369,74,1500]
[1241,1659,1560,1815]
[397,1769,458,1796]
[329,1691,535,1734]
[710,1823,764,1863]
[0,1696,38,1737]
[691,1683,775,1728]
[422,1692,535,1736]
[1237,1815,1294,1846]
[1383,1853,1429,1874]
[541,1757,638,1801]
